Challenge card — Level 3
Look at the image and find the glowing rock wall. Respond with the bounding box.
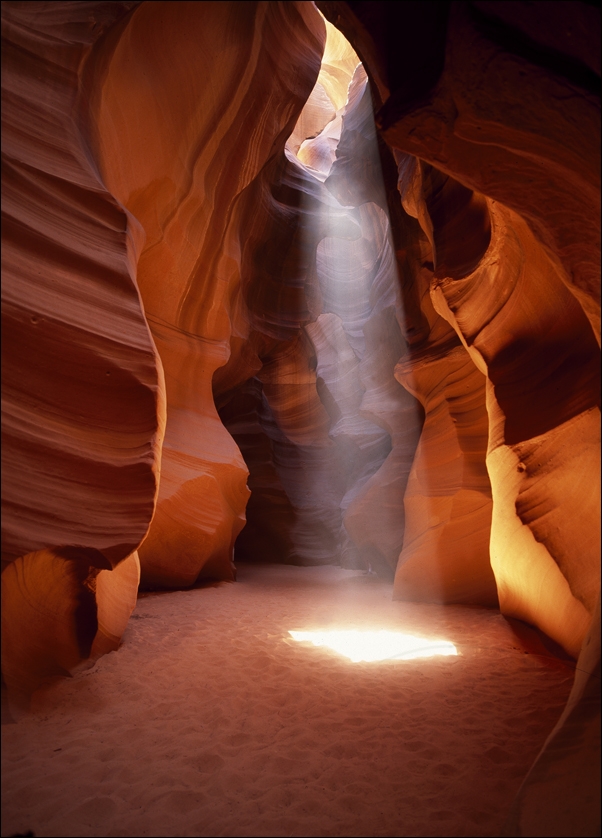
[318,0,600,653]
[89,0,327,588]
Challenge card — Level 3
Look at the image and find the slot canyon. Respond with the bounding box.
[1,1,600,836]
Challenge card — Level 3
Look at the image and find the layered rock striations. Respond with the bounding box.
[1,0,161,566]
[432,199,599,656]
[1,0,333,698]
[1,1,160,702]
[88,0,328,587]
[390,155,497,606]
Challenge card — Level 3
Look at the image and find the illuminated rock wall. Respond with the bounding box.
[318,0,600,651]
[89,1,327,588]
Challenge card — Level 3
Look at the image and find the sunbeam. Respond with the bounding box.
[281,15,423,575]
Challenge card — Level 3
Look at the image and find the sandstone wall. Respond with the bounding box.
[88,1,327,587]
[1,0,330,699]
[1,0,159,703]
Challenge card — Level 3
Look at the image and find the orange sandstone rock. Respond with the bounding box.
[394,339,497,605]
[379,1,601,340]
[1,0,162,702]
[88,0,327,586]
[1,546,140,707]
[90,550,141,660]
[431,201,600,656]
[1,0,163,568]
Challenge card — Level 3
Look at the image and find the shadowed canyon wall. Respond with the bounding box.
[2,1,600,833]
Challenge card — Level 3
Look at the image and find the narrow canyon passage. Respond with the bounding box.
[1,2,599,836]
[2,565,573,838]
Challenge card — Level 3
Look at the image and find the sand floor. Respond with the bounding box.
[1,563,575,837]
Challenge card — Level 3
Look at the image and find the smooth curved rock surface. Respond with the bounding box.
[1,1,163,567]
[503,595,601,838]
[383,2,601,341]
[89,0,327,587]
[387,145,599,647]
[1,544,140,707]
[91,550,141,660]
[1,0,162,703]
[394,338,497,606]
[429,200,600,655]
[390,221,496,604]
[1,547,100,705]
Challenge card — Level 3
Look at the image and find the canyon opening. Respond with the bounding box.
[1,2,600,838]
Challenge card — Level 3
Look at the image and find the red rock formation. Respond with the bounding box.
[1,1,162,565]
[394,335,497,605]
[503,597,601,838]
[431,199,599,656]
[1,547,140,708]
[91,550,141,659]
[1,0,161,701]
[318,2,600,337]
[388,153,497,606]
[87,0,327,587]
[216,379,299,564]
[2,548,99,706]
[318,0,601,628]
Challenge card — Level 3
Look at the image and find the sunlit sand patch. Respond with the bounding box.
[288,630,458,662]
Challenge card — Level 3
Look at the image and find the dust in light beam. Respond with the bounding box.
[289,630,458,663]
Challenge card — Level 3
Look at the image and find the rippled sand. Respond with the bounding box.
[1,564,573,837]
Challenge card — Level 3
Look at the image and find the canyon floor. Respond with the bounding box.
[1,563,574,838]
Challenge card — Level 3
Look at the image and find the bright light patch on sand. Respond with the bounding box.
[289,630,458,662]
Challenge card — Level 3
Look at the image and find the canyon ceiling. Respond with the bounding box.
[1,1,600,835]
